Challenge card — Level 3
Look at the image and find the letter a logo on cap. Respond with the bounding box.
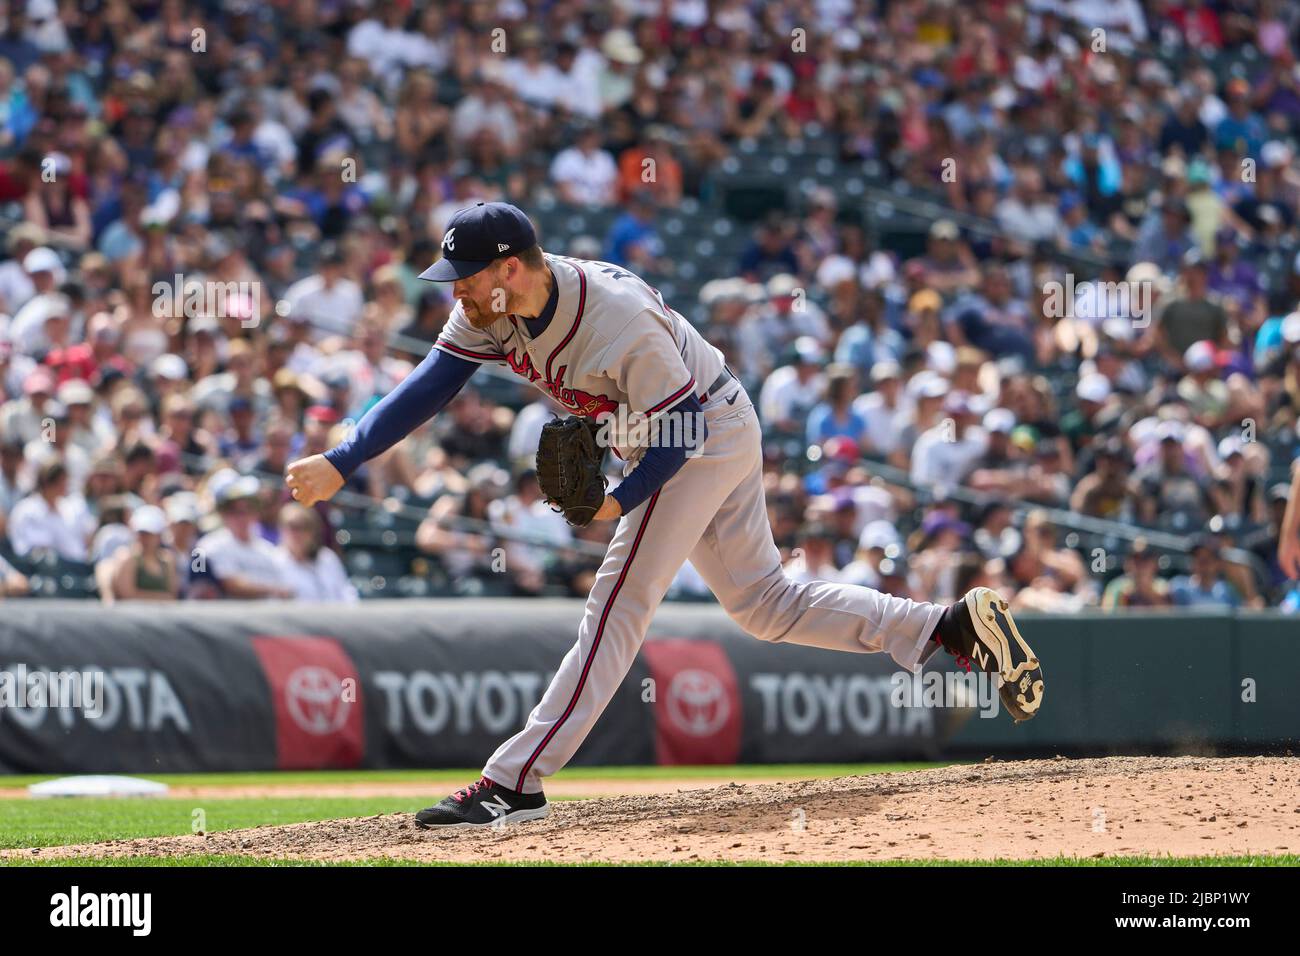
[443,228,456,252]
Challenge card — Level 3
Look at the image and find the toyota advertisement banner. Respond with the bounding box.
[0,600,965,773]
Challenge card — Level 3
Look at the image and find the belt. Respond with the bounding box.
[698,365,736,403]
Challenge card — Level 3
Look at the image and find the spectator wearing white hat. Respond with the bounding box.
[851,360,907,459]
[1059,372,1117,452]
[23,0,70,54]
[1177,340,1230,428]
[1209,435,1268,529]
[759,336,827,435]
[891,370,950,468]
[55,379,108,458]
[0,366,57,445]
[163,492,203,598]
[99,505,179,604]
[596,28,642,113]
[193,476,293,599]
[838,520,904,589]
[742,273,832,361]
[0,223,45,315]
[910,390,987,489]
[966,407,1020,492]
[18,246,65,292]
[9,284,71,358]
[149,352,191,400]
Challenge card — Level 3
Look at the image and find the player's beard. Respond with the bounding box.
[460,299,499,330]
[458,266,516,329]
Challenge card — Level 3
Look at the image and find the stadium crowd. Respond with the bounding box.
[1,0,1300,611]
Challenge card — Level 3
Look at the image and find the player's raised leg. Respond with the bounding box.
[685,399,1045,719]
[686,406,945,672]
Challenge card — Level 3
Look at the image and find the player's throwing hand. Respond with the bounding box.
[285,455,345,506]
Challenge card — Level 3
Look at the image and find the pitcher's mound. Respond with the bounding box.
[20,756,1300,864]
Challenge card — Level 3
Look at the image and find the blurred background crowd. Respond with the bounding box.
[2,0,1300,612]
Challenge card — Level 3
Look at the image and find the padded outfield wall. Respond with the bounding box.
[0,601,1293,773]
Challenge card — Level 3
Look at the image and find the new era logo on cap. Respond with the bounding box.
[419,202,537,282]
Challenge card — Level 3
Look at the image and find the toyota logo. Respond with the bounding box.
[666,669,729,737]
[285,665,350,736]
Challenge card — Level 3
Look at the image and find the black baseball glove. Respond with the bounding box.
[536,416,608,528]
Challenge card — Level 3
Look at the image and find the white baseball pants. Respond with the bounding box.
[483,388,947,793]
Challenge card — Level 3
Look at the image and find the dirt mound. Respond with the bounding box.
[13,756,1300,863]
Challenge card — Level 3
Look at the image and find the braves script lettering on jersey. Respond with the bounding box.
[431,254,952,794]
[434,254,720,460]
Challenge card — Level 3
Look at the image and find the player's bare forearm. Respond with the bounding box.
[594,496,622,521]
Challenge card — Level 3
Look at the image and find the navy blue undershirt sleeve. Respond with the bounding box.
[609,394,708,514]
[323,348,479,479]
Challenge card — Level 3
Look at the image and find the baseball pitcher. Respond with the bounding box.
[285,202,1045,828]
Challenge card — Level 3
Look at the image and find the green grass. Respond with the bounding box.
[0,763,949,791]
[0,797,422,849]
[5,854,1297,868]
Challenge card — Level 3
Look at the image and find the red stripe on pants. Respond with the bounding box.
[514,490,661,792]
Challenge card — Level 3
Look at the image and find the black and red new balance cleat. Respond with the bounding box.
[414,776,549,830]
[932,587,1045,722]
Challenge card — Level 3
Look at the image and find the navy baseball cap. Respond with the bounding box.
[419,202,537,282]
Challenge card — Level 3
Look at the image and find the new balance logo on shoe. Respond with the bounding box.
[414,777,551,829]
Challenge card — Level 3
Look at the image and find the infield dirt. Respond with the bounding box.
[10,756,1299,863]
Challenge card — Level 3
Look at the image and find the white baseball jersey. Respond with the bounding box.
[428,255,951,796]
[432,254,726,461]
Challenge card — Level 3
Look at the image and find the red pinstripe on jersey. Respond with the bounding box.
[545,262,586,384]
[435,341,505,362]
[645,377,696,415]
